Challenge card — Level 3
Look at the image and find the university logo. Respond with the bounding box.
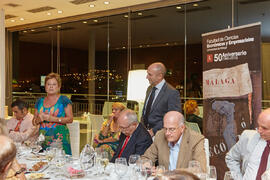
[207,54,213,63]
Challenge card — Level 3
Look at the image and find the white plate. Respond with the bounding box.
[28,162,49,173]
[25,173,49,179]
[25,154,47,161]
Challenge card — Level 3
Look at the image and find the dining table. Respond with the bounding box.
[16,145,155,180]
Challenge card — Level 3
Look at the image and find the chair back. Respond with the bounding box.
[89,114,104,145]
[204,138,210,173]
[67,121,80,158]
[185,121,201,134]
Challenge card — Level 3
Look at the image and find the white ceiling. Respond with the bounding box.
[1,0,162,28]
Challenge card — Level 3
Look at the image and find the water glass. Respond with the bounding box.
[188,160,201,174]
[129,154,141,167]
[208,165,217,180]
[140,159,153,179]
[224,171,238,180]
[156,165,165,178]
[115,157,128,179]
[100,151,109,173]
[45,147,56,164]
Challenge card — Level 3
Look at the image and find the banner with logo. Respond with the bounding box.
[202,23,261,179]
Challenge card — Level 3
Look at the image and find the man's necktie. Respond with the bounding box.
[144,87,157,129]
[256,141,270,180]
[14,119,23,132]
[118,136,130,157]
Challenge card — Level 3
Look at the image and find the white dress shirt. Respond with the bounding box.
[168,134,183,170]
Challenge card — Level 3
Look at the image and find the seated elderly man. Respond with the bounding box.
[7,99,38,143]
[111,109,152,163]
[226,108,270,180]
[0,135,17,180]
[141,111,206,172]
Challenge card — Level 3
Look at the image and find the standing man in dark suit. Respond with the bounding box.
[142,62,181,137]
[111,109,152,163]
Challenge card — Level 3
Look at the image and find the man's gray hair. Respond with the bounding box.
[179,113,185,126]
[122,109,138,124]
[0,135,17,174]
[0,118,8,136]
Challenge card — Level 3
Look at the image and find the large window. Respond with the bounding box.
[12,0,270,106]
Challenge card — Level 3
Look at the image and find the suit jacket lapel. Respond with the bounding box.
[176,129,189,168]
[163,141,170,170]
[122,123,141,155]
[150,83,167,113]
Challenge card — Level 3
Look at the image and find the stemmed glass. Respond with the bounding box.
[139,159,153,180]
[188,160,201,174]
[100,152,109,174]
[155,165,165,178]
[45,147,56,165]
[208,165,217,180]
[129,154,141,168]
[224,171,238,180]
[115,157,128,179]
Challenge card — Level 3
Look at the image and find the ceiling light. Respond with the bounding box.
[139,45,143,48]
[104,1,110,5]
[124,15,128,18]
[83,21,87,24]
[57,25,61,28]
[138,12,142,16]
[193,3,199,7]
[10,19,15,22]
[48,26,53,29]
[166,43,169,45]
[58,10,63,14]
[23,30,27,33]
[93,19,98,22]
[47,12,51,16]
[31,29,35,32]
[89,4,95,8]
[122,46,126,49]
[20,18,24,21]
[176,6,181,9]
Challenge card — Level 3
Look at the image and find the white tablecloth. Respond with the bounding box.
[18,152,154,180]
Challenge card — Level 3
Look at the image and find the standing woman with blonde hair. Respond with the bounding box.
[33,72,73,155]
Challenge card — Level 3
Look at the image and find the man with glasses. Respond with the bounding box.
[111,109,152,163]
[226,108,270,180]
[141,111,206,172]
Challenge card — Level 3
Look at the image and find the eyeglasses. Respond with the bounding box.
[119,123,133,130]
[163,126,180,133]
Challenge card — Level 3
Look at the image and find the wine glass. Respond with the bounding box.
[224,171,238,180]
[129,154,141,168]
[140,159,153,179]
[188,160,201,174]
[45,147,56,165]
[156,165,165,178]
[115,157,128,179]
[208,165,217,180]
[100,151,109,173]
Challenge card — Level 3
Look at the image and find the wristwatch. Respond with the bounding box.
[58,118,62,123]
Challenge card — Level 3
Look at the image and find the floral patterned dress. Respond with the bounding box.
[35,95,72,155]
[93,120,120,160]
